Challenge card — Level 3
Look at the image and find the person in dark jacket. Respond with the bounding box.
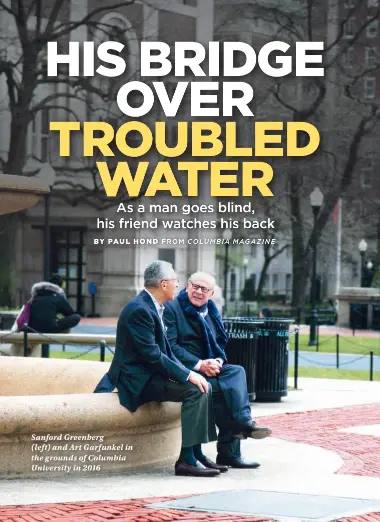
[164,271,272,470]
[259,307,273,318]
[28,279,80,333]
[94,260,222,477]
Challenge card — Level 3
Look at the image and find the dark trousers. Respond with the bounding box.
[207,364,252,459]
[161,380,217,448]
[29,314,81,334]
[55,314,81,333]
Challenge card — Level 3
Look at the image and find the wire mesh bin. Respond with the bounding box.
[255,318,294,402]
[223,318,263,402]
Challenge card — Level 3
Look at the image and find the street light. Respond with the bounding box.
[358,239,368,287]
[309,187,324,346]
[37,163,56,359]
[367,260,373,270]
[222,228,233,315]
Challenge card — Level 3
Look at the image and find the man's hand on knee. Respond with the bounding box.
[188,371,209,393]
[199,359,222,377]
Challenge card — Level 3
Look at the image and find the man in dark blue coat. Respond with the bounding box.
[164,271,271,469]
[94,261,223,477]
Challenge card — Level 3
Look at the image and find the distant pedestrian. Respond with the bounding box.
[259,307,272,319]
[27,276,80,333]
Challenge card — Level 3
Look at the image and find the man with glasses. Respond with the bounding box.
[94,261,220,477]
[164,271,271,470]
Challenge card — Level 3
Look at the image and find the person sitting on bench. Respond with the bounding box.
[28,275,80,333]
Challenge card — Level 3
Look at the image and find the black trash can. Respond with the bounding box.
[255,318,293,402]
[223,318,263,401]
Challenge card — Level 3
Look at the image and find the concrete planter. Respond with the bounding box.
[0,357,181,478]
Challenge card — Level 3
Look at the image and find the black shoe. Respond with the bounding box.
[198,455,228,473]
[174,460,220,477]
[216,456,261,469]
[233,422,272,440]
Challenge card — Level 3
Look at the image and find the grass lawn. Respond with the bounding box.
[50,333,379,362]
[51,350,113,362]
[288,366,380,381]
[290,334,380,356]
[50,348,380,383]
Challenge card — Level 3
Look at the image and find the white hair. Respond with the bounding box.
[188,271,216,289]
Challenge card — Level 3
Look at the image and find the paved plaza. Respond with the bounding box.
[1,378,380,521]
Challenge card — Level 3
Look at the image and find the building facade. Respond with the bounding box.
[0,0,216,315]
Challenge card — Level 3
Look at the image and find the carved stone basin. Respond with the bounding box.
[0,174,49,215]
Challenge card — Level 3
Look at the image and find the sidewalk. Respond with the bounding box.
[1,379,380,521]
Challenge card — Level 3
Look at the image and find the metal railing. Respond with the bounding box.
[0,326,115,361]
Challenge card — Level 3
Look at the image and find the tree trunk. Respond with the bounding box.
[0,214,19,307]
[289,166,309,307]
[5,108,31,175]
[256,256,271,300]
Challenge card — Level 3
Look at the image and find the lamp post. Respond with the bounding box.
[309,187,324,346]
[38,164,56,358]
[222,228,233,315]
[358,239,367,287]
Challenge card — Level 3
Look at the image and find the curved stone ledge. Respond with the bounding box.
[0,174,49,215]
[0,358,181,478]
[0,356,111,395]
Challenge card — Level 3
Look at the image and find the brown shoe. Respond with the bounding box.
[175,460,220,477]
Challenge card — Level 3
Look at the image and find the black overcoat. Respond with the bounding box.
[94,290,190,412]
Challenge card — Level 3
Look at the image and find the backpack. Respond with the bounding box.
[16,299,33,331]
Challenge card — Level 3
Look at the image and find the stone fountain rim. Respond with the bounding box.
[0,173,50,195]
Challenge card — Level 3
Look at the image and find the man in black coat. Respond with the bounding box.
[164,271,271,469]
[94,261,223,477]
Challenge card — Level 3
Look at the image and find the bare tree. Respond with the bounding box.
[215,0,380,306]
[0,0,141,305]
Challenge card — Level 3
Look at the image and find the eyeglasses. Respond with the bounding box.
[189,281,213,294]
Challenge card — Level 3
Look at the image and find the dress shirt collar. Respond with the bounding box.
[144,288,164,316]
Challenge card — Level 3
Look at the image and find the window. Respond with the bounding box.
[365,47,377,68]
[368,0,379,8]
[344,17,356,38]
[251,245,257,257]
[343,47,354,68]
[361,168,373,188]
[364,77,376,99]
[344,0,355,6]
[366,18,378,38]
[32,108,51,162]
[158,248,175,268]
[286,274,292,293]
[272,274,279,292]
[286,245,292,258]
